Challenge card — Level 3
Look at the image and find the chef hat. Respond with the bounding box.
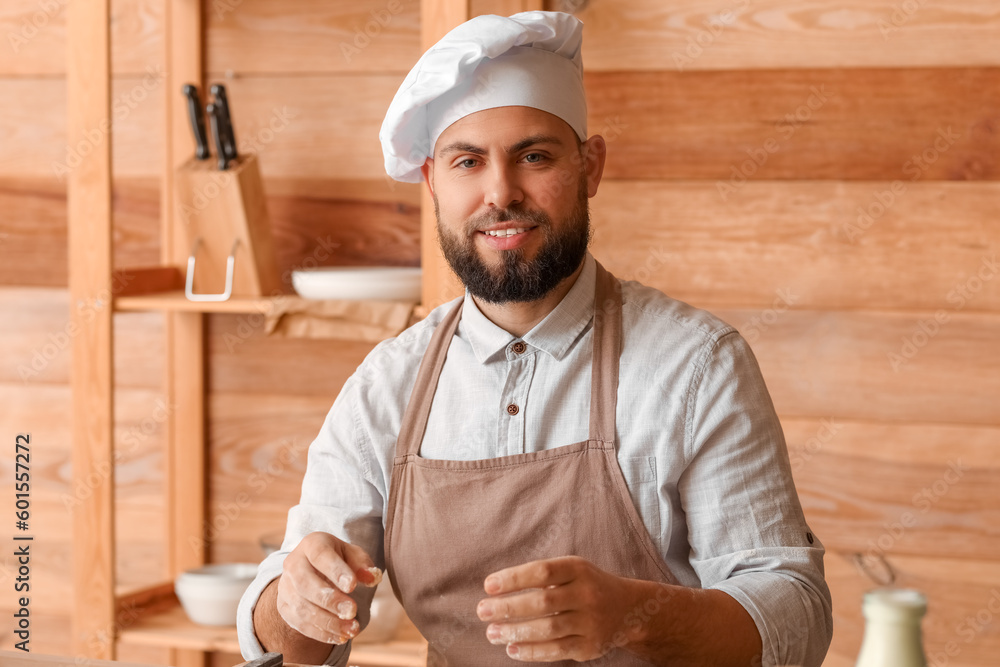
[380,11,587,183]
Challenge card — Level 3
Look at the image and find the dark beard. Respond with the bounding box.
[436,181,592,304]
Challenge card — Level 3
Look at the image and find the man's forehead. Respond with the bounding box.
[433,106,576,156]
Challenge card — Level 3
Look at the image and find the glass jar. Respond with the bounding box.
[856,588,928,667]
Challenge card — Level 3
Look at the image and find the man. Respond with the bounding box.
[239,11,832,666]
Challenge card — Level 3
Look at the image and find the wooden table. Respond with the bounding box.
[0,653,161,667]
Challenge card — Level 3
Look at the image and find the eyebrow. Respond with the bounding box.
[436,134,565,158]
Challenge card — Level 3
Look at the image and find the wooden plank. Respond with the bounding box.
[0,178,67,286]
[417,0,467,311]
[0,176,418,288]
[0,381,168,611]
[712,309,1000,426]
[783,418,1000,561]
[67,0,115,658]
[164,4,207,667]
[0,647,160,667]
[0,288,163,387]
[206,0,420,75]
[213,75,404,181]
[0,78,163,179]
[0,0,162,77]
[591,181,1000,312]
[569,1,1000,72]
[587,68,1000,181]
[470,0,543,17]
[823,551,1000,667]
[206,315,373,396]
[12,69,995,184]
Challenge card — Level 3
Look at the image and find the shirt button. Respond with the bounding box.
[506,404,519,416]
[512,341,526,354]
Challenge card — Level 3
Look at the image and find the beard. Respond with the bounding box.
[436,177,592,304]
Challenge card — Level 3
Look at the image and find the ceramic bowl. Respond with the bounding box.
[175,563,259,626]
[291,266,422,301]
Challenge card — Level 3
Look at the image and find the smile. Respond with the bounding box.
[483,228,530,238]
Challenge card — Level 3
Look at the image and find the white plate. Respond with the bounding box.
[292,266,422,301]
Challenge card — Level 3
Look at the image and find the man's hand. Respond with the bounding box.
[475,555,762,665]
[255,531,380,662]
[475,555,647,662]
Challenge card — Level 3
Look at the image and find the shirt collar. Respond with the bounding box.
[460,253,597,364]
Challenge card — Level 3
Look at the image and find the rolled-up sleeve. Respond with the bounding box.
[679,330,833,667]
[237,374,386,666]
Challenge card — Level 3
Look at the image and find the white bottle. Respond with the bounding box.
[855,588,928,667]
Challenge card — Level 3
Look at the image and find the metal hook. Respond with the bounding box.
[185,237,240,302]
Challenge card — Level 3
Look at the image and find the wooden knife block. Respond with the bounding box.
[175,153,280,298]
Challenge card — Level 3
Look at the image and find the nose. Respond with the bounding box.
[484,162,524,210]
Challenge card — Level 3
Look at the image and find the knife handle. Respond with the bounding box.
[206,103,229,171]
[210,83,239,161]
[182,84,210,160]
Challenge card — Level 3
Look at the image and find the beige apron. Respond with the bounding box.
[384,262,679,666]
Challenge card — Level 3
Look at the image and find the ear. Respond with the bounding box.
[420,158,435,196]
[580,135,607,198]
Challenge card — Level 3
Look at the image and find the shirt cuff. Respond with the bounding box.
[236,551,351,666]
[711,570,831,667]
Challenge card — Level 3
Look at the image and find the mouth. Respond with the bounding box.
[481,227,532,238]
[476,223,538,250]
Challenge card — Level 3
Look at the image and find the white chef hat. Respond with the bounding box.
[379,11,587,183]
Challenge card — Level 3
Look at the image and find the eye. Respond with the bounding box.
[458,158,478,169]
[522,153,544,163]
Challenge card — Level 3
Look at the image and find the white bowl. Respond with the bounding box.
[292,266,422,301]
[175,563,258,626]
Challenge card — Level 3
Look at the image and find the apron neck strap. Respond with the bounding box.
[396,260,623,457]
[589,261,622,444]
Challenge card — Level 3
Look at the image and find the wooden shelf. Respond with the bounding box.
[118,603,427,666]
[114,291,305,313]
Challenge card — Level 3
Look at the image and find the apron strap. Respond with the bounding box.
[589,261,622,444]
[395,259,623,458]
[396,297,464,458]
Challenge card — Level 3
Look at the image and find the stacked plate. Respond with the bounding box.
[292,267,422,301]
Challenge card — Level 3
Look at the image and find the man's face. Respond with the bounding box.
[421,106,605,304]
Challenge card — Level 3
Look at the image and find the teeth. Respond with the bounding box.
[484,228,527,237]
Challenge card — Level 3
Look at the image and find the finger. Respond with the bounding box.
[292,573,359,620]
[340,542,381,587]
[505,635,592,663]
[305,535,363,593]
[485,611,581,646]
[477,584,573,622]
[276,586,361,644]
[484,556,581,595]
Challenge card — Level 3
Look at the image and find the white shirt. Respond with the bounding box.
[238,252,833,666]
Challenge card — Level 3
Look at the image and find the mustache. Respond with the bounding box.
[468,206,551,232]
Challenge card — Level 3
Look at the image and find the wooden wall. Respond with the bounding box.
[572,2,1000,666]
[1,1,998,666]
